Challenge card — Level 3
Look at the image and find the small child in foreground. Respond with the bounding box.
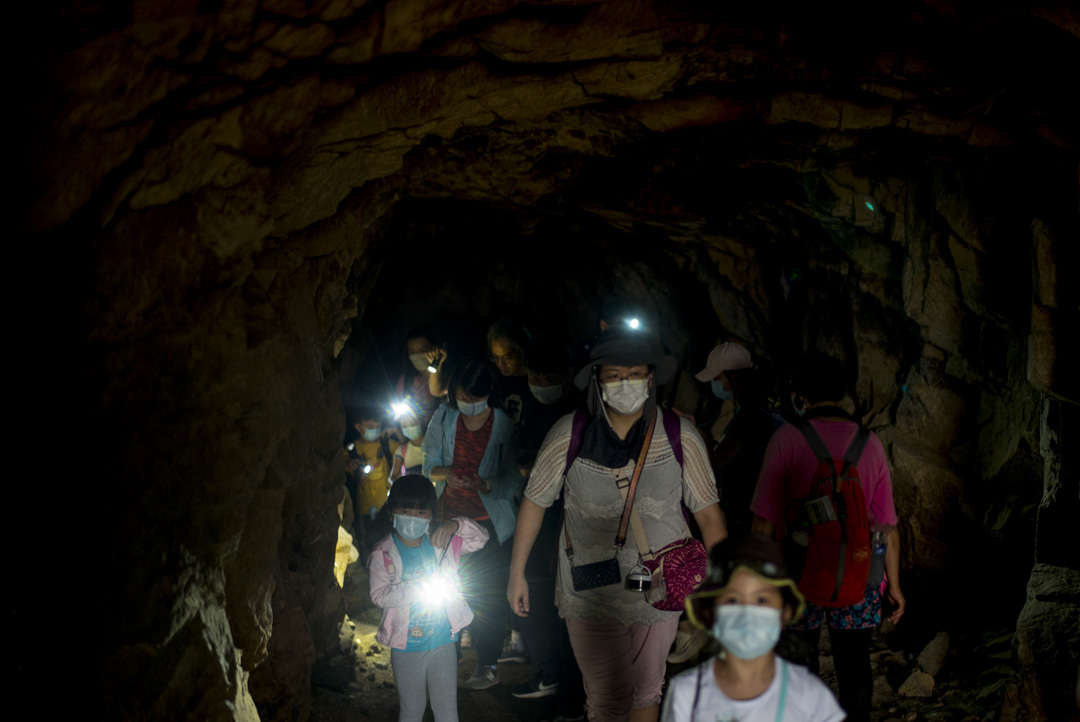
[661,534,846,722]
[368,474,489,722]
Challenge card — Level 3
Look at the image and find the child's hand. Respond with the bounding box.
[430,521,459,550]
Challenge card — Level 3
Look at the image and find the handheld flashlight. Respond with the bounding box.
[626,318,640,330]
[419,570,459,609]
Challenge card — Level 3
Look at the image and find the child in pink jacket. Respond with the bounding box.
[368,474,489,722]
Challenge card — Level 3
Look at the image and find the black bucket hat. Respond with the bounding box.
[685,533,806,629]
[573,327,677,390]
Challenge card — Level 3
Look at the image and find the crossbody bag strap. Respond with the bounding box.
[565,409,657,560]
[616,411,690,559]
[615,410,657,549]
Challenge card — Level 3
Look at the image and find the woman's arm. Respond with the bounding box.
[479,412,524,500]
[427,349,449,397]
[422,407,447,478]
[692,502,728,552]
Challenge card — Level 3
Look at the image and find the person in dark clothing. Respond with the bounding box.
[508,339,586,715]
[487,318,532,427]
[694,343,785,541]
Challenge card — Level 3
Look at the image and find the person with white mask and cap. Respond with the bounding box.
[694,342,786,542]
[508,326,728,722]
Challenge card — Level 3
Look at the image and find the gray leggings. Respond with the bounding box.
[390,643,459,722]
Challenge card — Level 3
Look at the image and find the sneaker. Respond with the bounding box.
[498,630,528,664]
[463,664,499,690]
[667,628,709,663]
[511,678,559,699]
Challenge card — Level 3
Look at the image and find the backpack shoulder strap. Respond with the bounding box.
[564,407,592,474]
[843,426,872,467]
[659,406,684,469]
[793,417,833,464]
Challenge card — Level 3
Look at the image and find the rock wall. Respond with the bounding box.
[22,1,1078,720]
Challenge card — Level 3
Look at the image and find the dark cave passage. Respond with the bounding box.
[18,1,1079,720]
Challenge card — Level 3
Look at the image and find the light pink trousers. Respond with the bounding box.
[565,616,679,722]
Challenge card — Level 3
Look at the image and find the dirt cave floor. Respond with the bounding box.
[308,563,1021,722]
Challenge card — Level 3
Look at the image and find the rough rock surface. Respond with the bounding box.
[916,632,949,677]
[897,670,935,698]
[20,1,1079,720]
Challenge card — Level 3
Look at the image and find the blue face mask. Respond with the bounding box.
[711,380,733,401]
[362,427,381,442]
[457,398,488,416]
[711,605,782,660]
[401,424,424,440]
[393,513,431,541]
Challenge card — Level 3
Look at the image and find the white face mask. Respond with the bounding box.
[393,513,431,541]
[529,383,564,405]
[711,605,782,660]
[401,424,424,440]
[362,427,381,442]
[409,353,430,372]
[601,378,649,415]
[457,398,489,416]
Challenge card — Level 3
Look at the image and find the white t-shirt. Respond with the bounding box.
[661,657,846,722]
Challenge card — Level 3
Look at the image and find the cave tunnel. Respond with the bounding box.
[18,1,1079,720]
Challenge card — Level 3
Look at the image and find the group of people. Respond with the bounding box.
[350,317,905,722]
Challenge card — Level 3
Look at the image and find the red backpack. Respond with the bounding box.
[785,420,872,608]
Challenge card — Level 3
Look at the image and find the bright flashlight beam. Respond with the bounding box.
[419,571,458,610]
[363,464,373,474]
[627,318,640,330]
[392,402,411,419]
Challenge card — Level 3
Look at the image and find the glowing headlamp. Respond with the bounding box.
[626,318,641,330]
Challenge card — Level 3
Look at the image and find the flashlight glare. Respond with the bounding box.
[427,364,438,373]
[864,201,875,211]
[363,464,373,474]
[419,571,459,609]
[347,443,355,451]
[627,318,640,330]
[392,402,410,419]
